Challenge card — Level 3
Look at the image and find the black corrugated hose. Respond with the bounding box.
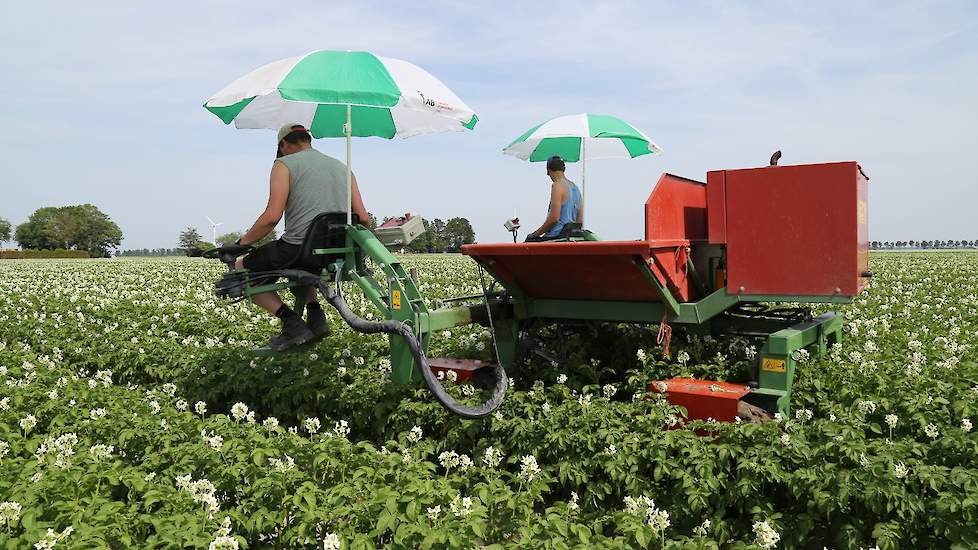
[275,269,507,419]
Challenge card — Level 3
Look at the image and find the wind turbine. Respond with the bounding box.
[205,216,223,244]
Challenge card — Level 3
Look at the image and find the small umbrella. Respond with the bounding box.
[502,113,661,206]
[205,50,478,224]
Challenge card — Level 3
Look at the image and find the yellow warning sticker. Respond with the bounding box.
[392,290,401,310]
[761,358,786,373]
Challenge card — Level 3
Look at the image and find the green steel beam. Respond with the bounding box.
[347,226,429,385]
[634,257,681,317]
[245,281,297,298]
[427,305,474,331]
[313,246,355,255]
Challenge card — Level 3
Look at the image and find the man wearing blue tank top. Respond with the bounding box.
[234,124,371,350]
[525,156,584,241]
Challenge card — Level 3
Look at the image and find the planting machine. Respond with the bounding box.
[210,160,870,421]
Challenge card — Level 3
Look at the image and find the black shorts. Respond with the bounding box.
[242,239,301,285]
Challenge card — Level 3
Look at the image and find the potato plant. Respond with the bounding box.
[0,253,976,549]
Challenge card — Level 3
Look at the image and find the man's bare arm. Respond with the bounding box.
[240,161,290,245]
[351,174,372,228]
[527,183,563,238]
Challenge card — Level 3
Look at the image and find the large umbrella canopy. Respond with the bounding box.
[204,50,479,224]
[502,113,661,212]
[205,50,478,138]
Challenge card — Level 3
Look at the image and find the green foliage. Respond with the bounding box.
[218,229,278,247]
[216,231,242,246]
[14,204,122,256]
[0,248,90,259]
[405,217,475,253]
[0,217,11,243]
[119,248,184,257]
[0,252,976,548]
[178,227,202,254]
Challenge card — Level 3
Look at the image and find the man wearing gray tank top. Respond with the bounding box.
[234,124,372,350]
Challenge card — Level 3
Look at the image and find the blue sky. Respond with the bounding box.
[1,1,976,248]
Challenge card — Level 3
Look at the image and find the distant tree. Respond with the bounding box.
[406,218,434,253]
[178,227,202,255]
[429,219,449,252]
[119,248,183,257]
[443,217,476,251]
[216,231,242,246]
[0,217,11,244]
[217,229,277,247]
[15,204,122,256]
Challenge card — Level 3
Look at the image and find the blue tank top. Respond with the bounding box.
[544,177,582,237]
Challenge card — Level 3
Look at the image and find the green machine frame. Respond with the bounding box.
[238,226,845,417]
[469,245,848,418]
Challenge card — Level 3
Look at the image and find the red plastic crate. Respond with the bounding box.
[649,378,750,422]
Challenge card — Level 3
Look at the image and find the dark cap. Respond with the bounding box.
[546,156,566,172]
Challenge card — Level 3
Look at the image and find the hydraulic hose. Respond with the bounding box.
[277,269,507,419]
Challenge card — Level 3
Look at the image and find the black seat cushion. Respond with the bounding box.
[286,212,359,272]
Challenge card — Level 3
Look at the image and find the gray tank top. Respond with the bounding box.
[277,148,349,245]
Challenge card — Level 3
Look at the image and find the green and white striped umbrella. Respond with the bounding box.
[503,113,660,161]
[204,50,478,223]
[503,113,661,206]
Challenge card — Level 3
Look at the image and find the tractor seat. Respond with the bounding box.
[282,212,359,273]
[526,222,585,242]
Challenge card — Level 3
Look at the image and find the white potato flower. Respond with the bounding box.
[884,414,898,428]
[89,444,114,462]
[449,494,473,517]
[230,403,249,422]
[857,400,877,415]
[518,454,540,482]
[752,520,781,549]
[0,501,22,529]
[482,446,503,468]
[303,418,321,435]
[407,426,422,443]
[20,414,38,434]
[208,535,238,550]
[321,532,341,550]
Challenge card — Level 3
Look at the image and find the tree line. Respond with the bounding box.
[870,240,978,249]
[165,216,476,256]
[0,205,123,257]
[400,217,475,253]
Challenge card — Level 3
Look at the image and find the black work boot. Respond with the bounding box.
[305,302,331,341]
[268,307,314,351]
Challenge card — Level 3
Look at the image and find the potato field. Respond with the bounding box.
[1,253,976,549]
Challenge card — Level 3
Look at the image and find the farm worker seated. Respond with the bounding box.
[524,155,583,241]
[234,123,371,351]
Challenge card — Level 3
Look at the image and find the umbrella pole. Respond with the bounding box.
[345,104,352,226]
[581,138,587,223]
